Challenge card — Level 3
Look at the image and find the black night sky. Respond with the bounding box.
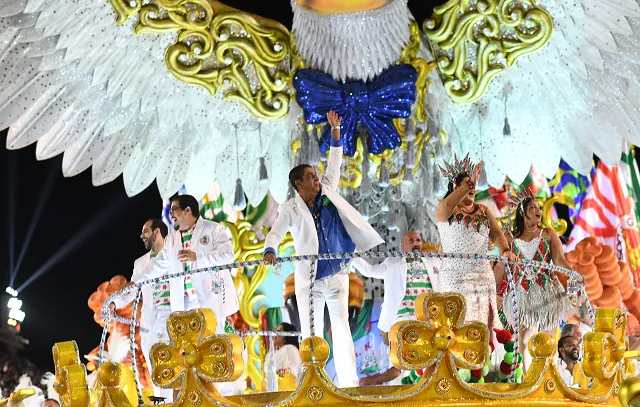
[0,0,442,373]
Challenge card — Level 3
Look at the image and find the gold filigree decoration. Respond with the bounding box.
[390,292,489,372]
[435,378,452,394]
[466,327,482,342]
[403,329,420,344]
[423,0,553,103]
[52,341,90,407]
[157,349,171,362]
[544,379,556,394]
[464,348,478,363]
[189,316,202,332]
[210,343,224,356]
[428,301,440,319]
[306,385,324,402]
[444,300,458,317]
[149,309,244,399]
[187,390,202,406]
[107,0,291,119]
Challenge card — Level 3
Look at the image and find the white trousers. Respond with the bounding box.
[296,273,358,388]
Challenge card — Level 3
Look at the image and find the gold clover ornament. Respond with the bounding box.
[150,309,244,404]
[389,292,489,375]
[583,309,635,395]
[52,341,90,407]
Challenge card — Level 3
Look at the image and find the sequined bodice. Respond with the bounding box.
[437,215,491,255]
[513,237,550,262]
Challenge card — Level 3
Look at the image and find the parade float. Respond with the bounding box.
[4,0,640,404]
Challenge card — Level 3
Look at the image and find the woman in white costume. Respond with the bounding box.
[435,154,516,333]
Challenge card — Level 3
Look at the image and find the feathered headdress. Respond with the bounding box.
[505,187,535,213]
[500,186,535,236]
[438,153,479,184]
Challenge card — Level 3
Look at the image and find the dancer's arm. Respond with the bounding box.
[436,163,482,222]
[547,228,573,270]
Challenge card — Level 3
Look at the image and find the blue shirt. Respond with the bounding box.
[311,191,356,279]
[263,137,354,279]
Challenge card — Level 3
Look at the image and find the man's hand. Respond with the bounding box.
[359,375,378,386]
[276,368,292,377]
[381,331,390,346]
[263,252,277,265]
[178,249,197,263]
[327,110,341,140]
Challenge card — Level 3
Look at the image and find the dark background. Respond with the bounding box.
[0,0,442,373]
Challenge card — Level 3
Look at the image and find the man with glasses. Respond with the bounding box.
[140,195,237,333]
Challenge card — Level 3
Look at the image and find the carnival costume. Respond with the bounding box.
[501,190,573,332]
[437,155,502,332]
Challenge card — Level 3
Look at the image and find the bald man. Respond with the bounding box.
[350,231,440,386]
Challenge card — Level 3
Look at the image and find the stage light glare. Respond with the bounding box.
[5,287,17,297]
[7,297,22,310]
[8,308,25,322]
[7,318,16,327]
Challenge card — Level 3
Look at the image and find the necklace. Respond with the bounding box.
[524,226,539,233]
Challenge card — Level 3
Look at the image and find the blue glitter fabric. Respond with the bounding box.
[292,64,418,157]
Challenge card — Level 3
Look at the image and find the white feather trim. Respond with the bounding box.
[291,0,412,82]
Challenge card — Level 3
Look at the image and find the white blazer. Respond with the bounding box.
[350,257,440,332]
[264,145,384,288]
[112,251,158,355]
[136,217,238,321]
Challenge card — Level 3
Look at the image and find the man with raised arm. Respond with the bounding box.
[263,110,384,388]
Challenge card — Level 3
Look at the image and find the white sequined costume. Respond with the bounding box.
[437,213,501,332]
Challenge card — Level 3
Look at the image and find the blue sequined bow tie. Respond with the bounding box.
[292,64,418,157]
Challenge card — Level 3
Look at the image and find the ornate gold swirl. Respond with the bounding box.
[423,0,553,103]
[107,0,291,119]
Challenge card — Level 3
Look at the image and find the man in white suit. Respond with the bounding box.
[142,195,237,330]
[263,111,384,388]
[112,218,170,400]
[351,231,440,386]
[132,195,241,396]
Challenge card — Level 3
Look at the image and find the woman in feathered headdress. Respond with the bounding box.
[435,154,516,334]
[495,189,574,372]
